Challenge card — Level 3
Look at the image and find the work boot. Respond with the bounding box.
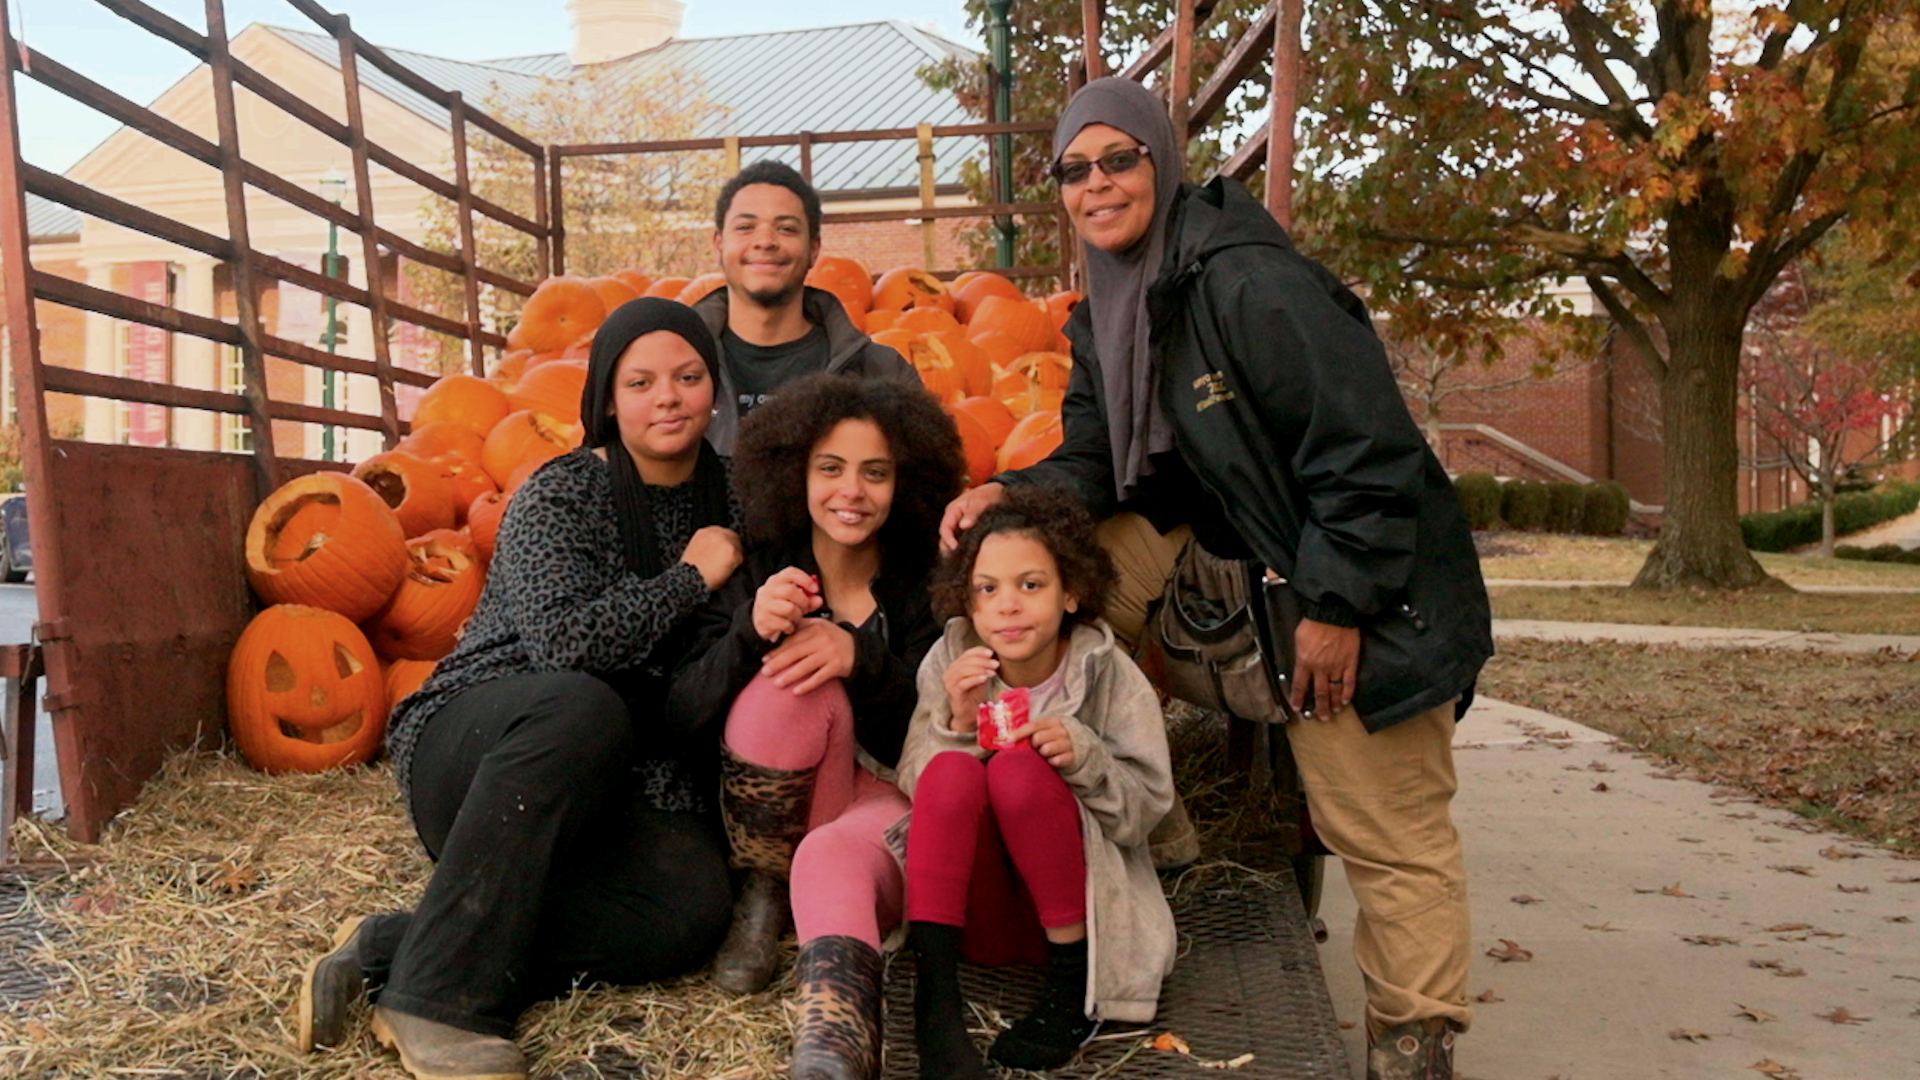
[1148,790,1200,870]
[370,1006,527,1080]
[987,937,1097,1070]
[909,922,989,1080]
[712,748,816,995]
[1366,1018,1457,1080]
[297,915,367,1051]
[791,934,884,1080]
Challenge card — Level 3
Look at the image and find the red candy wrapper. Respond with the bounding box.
[977,687,1031,751]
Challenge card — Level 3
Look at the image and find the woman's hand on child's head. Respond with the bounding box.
[752,567,823,642]
[942,646,999,732]
[762,618,854,694]
[682,526,744,591]
[1009,716,1075,771]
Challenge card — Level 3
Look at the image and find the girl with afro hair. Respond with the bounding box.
[668,372,965,1079]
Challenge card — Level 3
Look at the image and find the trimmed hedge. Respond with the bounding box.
[1501,479,1552,531]
[1581,481,1631,536]
[1740,482,1920,552]
[1546,482,1585,533]
[1834,542,1920,565]
[1454,472,1502,530]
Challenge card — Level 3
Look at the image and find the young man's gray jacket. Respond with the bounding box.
[1001,177,1494,732]
[693,284,917,454]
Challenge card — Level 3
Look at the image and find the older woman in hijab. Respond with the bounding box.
[940,79,1493,1080]
[295,298,746,1080]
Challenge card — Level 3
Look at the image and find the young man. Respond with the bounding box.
[695,161,916,454]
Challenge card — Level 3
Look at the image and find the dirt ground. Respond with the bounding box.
[1475,532,1920,590]
[1488,584,1920,635]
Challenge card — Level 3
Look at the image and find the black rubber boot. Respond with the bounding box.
[987,937,1097,1071]
[712,748,816,995]
[791,935,884,1080]
[908,922,989,1080]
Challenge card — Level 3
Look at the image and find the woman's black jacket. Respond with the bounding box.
[1000,177,1494,732]
[664,541,941,767]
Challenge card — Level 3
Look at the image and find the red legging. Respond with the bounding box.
[906,747,1088,967]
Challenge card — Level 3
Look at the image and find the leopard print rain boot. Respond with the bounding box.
[1366,1018,1457,1080]
[790,934,884,1080]
[712,746,816,995]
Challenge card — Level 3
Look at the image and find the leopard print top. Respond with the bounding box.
[387,448,736,813]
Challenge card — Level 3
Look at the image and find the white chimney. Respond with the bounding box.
[568,0,685,65]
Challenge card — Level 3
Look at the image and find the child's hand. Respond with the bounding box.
[752,567,822,642]
[943,647,998,732]
[1008,716,1075,771]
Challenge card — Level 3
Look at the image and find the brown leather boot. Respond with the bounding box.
[297,915,367,1051]
[1147,790,1200,870]
[1366,1018,1457,1080]
[712,748,816,995]
[370,1006,526,1080]
[790,934,883,1080]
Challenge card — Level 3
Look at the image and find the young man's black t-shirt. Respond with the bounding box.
[723,324,832,418]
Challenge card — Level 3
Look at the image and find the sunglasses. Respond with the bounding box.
[1050,145,1151,187]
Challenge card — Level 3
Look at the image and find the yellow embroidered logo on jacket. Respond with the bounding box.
[1191,371,1236,412]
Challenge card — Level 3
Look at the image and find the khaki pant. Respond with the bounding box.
[1097,512,1473,1036]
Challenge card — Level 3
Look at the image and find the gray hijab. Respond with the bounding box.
[1053,77,1183,500]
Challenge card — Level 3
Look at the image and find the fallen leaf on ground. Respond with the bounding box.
[1768,865,1815,876]
[1651,770,1684,780]
[1815,1006,1869,1024]
[1669,1028,1712,1042]
[1890,875,1920,884]
[1808,929,1846,939]
[1886,915,1911,923]
[1734,1005,1777,1023]
[1475,989,1504,1003]
[1749,959,1806,978]
[1682,934,1740,946]
[1677,836,1704,843]
[1151,1033,1190,1054]
[1751,1059,1802,1080]
[1510,894,1544,905]
[1764,922,1811,933]
[1662,882,1696,897]
[1486,939,1534,962]
[1837,884,1870,894]
[1593,781,1610,792]
[1583,922,1623,932]
[1818,846,1863,860]
[1726,811,1759,820]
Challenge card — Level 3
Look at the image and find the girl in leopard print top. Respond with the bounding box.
[298,300,744,1078]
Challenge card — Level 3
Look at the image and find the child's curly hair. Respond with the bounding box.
[734,373,965,581]
[931,484,1117,624]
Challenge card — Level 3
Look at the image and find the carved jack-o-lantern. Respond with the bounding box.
[227,605,388,774]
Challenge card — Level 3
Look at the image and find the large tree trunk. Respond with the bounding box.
[1631,298,1780,590]
[1819,479,1837,559]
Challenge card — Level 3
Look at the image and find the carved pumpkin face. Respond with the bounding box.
[226,605,387,774]
[245,472,409,622]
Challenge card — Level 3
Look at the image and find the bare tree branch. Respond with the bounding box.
[1586,273,1668,380]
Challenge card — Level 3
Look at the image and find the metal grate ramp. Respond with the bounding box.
[0,867,63,1007]
[881,868,1347,1078]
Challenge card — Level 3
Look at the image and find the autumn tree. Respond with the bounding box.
[1302,2,1920,589]
[410,66,731,370]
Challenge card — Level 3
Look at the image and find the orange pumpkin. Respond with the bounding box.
[491,349,534,388]
[953,395,1018,448]
[946,405,999,487]
[972,330,1027,375]
[870,328,917,359]
[508,359,589,426]
[865,309,902,335]
[384,657,437,710]
[646,276,692,299]
[516,276,607,353]
[246,472,408,622]
[895,307,962,336]
[917,364,966,404]
[871,268,953,313]
[483,410,579,488]
[414,375,510,438]
[352,451,457,538]
[398,421,487,471]
[953,272,1028,324]
[226,604,387,774]
[918,332,993,398]
[467,490,511,563]
[1045,289,1082,330]
[677,273,726,306]
[368,530,487,662]
[587,275,640,315]
[444,458,498,522]
[806,256,873,322]
[1010,351,1073,392]
[998,410,1064,472]
[968,295,1055,354]
[614,269,654,296]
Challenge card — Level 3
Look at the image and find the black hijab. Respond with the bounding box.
[580,298,732,577]
[1053,78,1184,500]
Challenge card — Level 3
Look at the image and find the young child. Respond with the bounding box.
[894,486,1176,1079]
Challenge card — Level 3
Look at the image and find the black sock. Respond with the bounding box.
[910,922,988,1080]
[988,937,1098,1071]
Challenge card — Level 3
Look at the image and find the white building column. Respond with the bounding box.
[171,258,219,451]
[81,261,118,442]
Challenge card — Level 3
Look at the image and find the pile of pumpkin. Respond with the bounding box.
[225,262,1071,774]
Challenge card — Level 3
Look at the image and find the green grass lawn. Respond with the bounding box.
[1476,533,1920,589]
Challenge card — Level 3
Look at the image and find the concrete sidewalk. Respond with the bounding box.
[1313,698,1920,1080]
[1493,618,1920,655]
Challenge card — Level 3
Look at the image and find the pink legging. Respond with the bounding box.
[905,747,1088,967]
[725,671,909,951]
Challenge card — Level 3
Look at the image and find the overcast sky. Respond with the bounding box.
[10,0,977,172]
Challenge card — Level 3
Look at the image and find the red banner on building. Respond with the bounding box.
[125,261,172,447]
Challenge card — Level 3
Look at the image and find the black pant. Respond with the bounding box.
[364,671,733,1037]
